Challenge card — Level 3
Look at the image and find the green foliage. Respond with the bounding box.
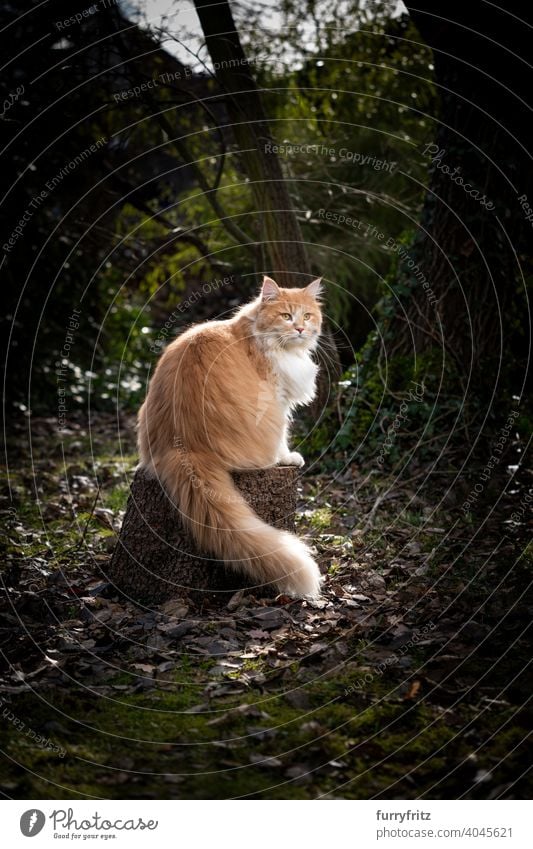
[4,0,438,415]
[307,334,465,469]
[241,7,436,331]
[103,482,131,513]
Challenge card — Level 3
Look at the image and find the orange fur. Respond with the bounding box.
[137,276,324,597]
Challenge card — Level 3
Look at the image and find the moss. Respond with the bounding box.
[308,507,333,531]
[102,482,131,513]
[2,644,532,799]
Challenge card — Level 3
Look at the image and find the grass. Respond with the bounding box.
[102,482,131,513]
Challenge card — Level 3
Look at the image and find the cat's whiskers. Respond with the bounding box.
[315,339,338,374]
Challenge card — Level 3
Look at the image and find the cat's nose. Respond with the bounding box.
[295,326,304,334]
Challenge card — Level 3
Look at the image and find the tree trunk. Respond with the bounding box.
[106,465,300,606]
[193,0,341,403]
[194,0,311,286]
[390,1,532,389]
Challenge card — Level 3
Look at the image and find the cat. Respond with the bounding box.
[137,275,324,598]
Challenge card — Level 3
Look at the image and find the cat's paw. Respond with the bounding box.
[278,451,305,467]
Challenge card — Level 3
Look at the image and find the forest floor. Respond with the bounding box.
[1,413,532,799]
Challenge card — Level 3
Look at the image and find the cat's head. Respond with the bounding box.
[254,276,323,351]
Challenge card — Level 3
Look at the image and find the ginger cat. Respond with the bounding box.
[137,275,324,598]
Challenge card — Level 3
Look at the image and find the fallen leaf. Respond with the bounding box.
[248,629,270,640]
[404,680,422,700]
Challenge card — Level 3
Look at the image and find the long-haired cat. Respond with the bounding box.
[137,275,324,598]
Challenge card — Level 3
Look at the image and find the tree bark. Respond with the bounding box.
[390,1,532,385]
[194,0,312,286]
[106,465,300,606]
[193,0,341,403]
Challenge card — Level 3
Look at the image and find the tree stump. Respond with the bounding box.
[106,466,300,606]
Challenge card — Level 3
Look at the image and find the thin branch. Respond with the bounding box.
[124,47,228,192]
[109,16,255,249]
[145,105,255,246]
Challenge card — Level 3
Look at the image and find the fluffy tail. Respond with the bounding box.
[148,450,322,598]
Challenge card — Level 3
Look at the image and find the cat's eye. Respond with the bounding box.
[281,313,292,320]
[304,313,311,320]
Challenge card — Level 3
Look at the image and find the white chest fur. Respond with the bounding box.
[269,349,318,409]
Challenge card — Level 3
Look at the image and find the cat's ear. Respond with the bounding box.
[306,277,323,299]
[261,276,280,301]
